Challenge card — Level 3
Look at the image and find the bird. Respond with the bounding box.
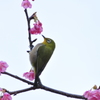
[29,35,55,83]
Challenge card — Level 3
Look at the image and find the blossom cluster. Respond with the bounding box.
[0,61,8,75]
[23,70,35,81]
[21,0,35,9]
[0,88,12,100]
[21,0,32,9]
[84,89,100,100]
[30,20,43,35]
[21,0,43,35]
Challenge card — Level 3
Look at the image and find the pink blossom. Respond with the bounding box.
[84,89,100,100]
[30,21,43,35]
[23,70,35,81]
[0,88,12,100]
[2,93,12,100]
[0,61,8,74]
[21,0,32,9]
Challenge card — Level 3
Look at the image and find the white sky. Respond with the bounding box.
[0,0,100,100]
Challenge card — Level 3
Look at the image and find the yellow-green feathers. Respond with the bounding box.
[29,36,55,78]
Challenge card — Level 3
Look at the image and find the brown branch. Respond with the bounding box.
[2,73,86,100]
[7,84,87,100]
[24,9,33,50]
[1,72,34,85]
[40,85,87,100]
[7,87,34,95]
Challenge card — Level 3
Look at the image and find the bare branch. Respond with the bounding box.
[1,72,86,100]
[6,82,87,100]
[7,87,34,95]
[24,9,33,50]
[40,85,87,100]
[1,72,34,85]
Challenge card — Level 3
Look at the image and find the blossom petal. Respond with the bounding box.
[30,21,43,35]
[2,93,12,100]
[84,89,100,100]
[0,61,8,74]
[21,0,32,9]
[23,70,35,81]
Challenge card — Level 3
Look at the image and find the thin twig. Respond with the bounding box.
[24,9,33,50]
[8,87,34,95]
[2,72,34,85]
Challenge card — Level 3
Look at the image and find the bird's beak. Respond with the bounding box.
[42,35,46,43]
[42,35,46,39]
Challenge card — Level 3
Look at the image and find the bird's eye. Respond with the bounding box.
[47,39,51,43]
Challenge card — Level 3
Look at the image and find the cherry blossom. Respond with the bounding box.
[1,93,12,100]
[21,0,32,9]
[23,70,35,81]
[0,88,12,100]
[0,61,8,74]
[30,21,43,35]
[84,89,100,100]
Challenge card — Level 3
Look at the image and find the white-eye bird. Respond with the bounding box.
[29,35,55,81]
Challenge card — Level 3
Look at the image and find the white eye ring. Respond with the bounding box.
[47,39,51,43]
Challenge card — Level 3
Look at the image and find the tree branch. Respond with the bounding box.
[24,9,33,50]
[7,84,87,100]
[2,72,86,100]
[7,87,34,95]
[1,72,34,85]
[40,84,87,100]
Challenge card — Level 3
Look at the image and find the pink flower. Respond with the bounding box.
[21,0,32,9]
[0,88,12,100]
[23,70,35,81]
[1,93,12,100]
[30,21,43,35]
[0,61,8,74]
[83,89,100,100]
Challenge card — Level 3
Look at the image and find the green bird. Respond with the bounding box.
[29,35,55,82]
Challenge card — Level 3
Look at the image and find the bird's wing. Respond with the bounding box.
[35,45,53,77]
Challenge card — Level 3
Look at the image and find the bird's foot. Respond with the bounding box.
[34,77,42,88]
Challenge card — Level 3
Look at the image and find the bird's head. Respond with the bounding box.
[42,35,55,50]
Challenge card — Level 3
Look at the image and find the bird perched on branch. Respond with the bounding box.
[29,35,55,83]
